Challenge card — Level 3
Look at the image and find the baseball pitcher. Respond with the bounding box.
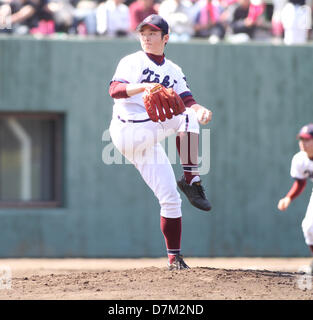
[108,15,213,270]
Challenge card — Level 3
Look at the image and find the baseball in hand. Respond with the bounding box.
[197,108,211,125]
[277,197,291,211]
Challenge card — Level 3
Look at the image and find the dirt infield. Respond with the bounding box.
[0,258,312,300]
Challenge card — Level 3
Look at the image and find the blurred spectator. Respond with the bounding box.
[96,0,130,36]
[129,0,157,31]
[271,0,287,38]
[229,0,264,39]
[70,0,98,35]
[1,0,310,43]
[189,0,205,18]
[193,0,226,42]
[281,0,312,44]
[0,0,13,31]
[0,0,54,34]
[158,0,194,41]
[45,0,75,33]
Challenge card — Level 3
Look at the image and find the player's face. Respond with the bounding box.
[299,138,313,158]
[139,26,169,55]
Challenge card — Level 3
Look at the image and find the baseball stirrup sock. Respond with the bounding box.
[176,132,200,185]
[160,216,182,264]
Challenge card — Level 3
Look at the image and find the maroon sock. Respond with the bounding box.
[160,216,182,264]
[309,245,313,255]
[176,132,200,184]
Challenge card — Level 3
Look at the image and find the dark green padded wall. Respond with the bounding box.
[0,36,312,257]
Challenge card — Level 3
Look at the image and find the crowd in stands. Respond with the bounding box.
[0,0,312,44]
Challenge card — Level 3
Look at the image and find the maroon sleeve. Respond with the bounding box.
[286,179,307,200]
[181,94,197,108]
[109,81,129,99]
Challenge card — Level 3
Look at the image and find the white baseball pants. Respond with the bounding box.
[302,188,313,245]
[109,108,199,218]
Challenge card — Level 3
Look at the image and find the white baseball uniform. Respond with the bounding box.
[290,151,313,245]
[109,50,199,218]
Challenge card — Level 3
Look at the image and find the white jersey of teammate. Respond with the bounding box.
[111,51,190,119]
[290,151,313,246]
[290,151,313,182]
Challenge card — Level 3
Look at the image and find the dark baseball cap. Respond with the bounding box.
[297,123,313,139]
[136,14,169,34]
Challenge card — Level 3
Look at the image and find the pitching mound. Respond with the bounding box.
[2,266,312,300]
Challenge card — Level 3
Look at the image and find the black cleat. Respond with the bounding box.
[177,176,212,211]
[168,254,190,270]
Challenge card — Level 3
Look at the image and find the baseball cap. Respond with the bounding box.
[136,14,169,35]
[297,123,313,139]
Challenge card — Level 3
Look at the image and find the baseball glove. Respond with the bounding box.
[143,84,186,122]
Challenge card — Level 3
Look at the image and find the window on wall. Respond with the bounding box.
[0,113,64,207]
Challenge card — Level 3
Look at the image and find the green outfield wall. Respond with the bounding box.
[0,36,312,257]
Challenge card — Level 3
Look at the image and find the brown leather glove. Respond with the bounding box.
[143,84,186,122]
